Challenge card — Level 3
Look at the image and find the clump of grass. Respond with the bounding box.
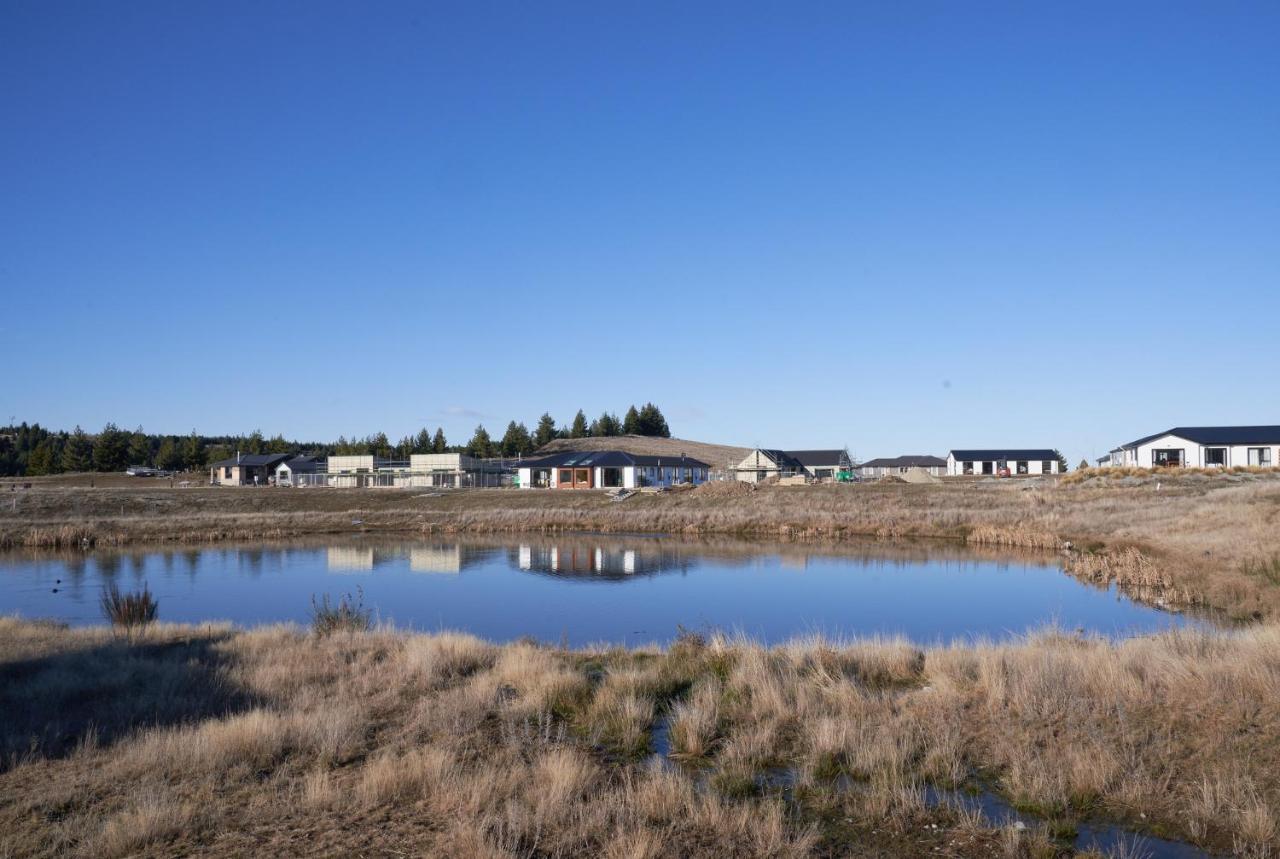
[310,587,372,636]
[100,583,158,632]
[1244,554,1280,586]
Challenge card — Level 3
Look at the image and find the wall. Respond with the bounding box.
[1131,435,1280,468]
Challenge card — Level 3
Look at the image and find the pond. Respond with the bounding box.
[0,535,1208,646]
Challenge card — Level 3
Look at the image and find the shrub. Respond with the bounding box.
[100,584,158,632]
[310,587,373,636]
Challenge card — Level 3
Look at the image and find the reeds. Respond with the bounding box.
[99,583,158,631]
[309,587,372,635]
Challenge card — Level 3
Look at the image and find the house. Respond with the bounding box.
[733,449,852,483]
[1109,426,1280,469]
[209,453,292,486]
[946,449,1061,477]
[407,453,508,488]
[856,455,947,479]
[275,455,320,486]
[1095,454,1113,468]
[516,450,710,490]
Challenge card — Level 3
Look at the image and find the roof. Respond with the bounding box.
[949,449,1059,461]
[519,450,710,470]
[859,455,946,469]
[784,449,849,466]
[1096,454,1112,463]
[1119,425,1280,450]
[209,453,292,468]
[279,455,320,472]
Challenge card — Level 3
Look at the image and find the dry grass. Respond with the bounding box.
[1,618,1277,857]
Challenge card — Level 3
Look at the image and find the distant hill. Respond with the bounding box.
[535,435,752,469]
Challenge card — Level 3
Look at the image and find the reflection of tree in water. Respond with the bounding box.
[511,543,694,581]
[95,553,122,578]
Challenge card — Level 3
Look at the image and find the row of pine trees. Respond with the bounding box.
[0,403,672,476]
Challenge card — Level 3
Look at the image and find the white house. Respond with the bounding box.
[516,450,710,490]
[946,449,1062,477]
[733,449,852,483]
[1109,426,1280,469]
[275,455,320,486]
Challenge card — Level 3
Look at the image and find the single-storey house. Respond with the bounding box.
[210,453,292,486]
[1109,426,1280,469]
[733,449,852,483]
[1095,454,1113,468]
[275,455,320,486]
[857,455,947,479]
[946,449,1061,477]
[516,450,710,490]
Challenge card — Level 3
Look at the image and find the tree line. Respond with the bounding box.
[0,403,672,476]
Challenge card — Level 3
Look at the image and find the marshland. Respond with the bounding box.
[2,472,1279,856]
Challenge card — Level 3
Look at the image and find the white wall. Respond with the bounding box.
[1130,435,1279,468]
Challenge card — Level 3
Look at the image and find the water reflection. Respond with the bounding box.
[0,535,1216,646]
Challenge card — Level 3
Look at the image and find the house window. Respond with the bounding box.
[1016,461,1029,474]
[558,469,572,484]
[223,467,232,479]
[963,461,974,475]
[1042,460,1054,473]
[1153,450,1183,468]
[1248,447,1272,467]
[1204,448,1227,467]
[816,468,833,479]
[981,462,994,475]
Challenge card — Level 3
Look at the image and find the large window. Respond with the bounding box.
[1204,448,1227,467]
[1016,461,1029,475]
[1041,460,1054,474]
[558,469,573,484]
[981,462,994,475]
[1248,447,1273,467]
[963,461,974,475]
[1153,449,1183,468]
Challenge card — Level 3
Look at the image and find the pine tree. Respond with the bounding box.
[156,437,184,471]
[622,405,641,435]
[500,421,533,457]
[569,410,589,439]
[93,423,131,472]
[266,434,290,454]
[413,428,433,454]
[128,427,152,466]
[244,430,265,455]
[1054,450,1070,473]
[636,403,671,437]
[396,435,414,459]
[184,431,206,470]
[594,411,620,436]
[1078,458,1090,471]
[432,428,447,453]
[466,425,493,459]
[534,413,557,448]
[26,441,54,476]
[369,432,392,458]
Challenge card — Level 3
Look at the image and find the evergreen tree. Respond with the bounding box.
[636,403,671,437]
[266,434,291,454]
[156,437,184,471]
[1078,458,1090,471]
[500,421,533,457]
[592,411,621,437]
[413,428,433,454]
[432,428,447,453]
[128,427,152,466]
[184,431,206,470]
[26,440,55,476]
[1055,450,1070,473]
[396,435,414,460]
[622,405,641,435]
[93,423,131,472]
[244,430,265,455]
[569,410,589,439]
[369,432,392,458]
[466,425,493,459]
[533,413,557,448]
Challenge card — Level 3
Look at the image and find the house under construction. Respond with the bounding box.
[289,453,511,488]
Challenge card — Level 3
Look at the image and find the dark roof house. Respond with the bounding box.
[1118,426,1280,450]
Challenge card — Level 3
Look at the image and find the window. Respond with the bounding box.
[223,467,232,479]
[558,469,572,484]
[981,462,994,475]
[816,468,833,479]
[1204,448,1227,467]
[963,461,974,475]
[1248,447,1272,467]
[1153,449,1183,468]
[574,468,590,486]
[1042,460,1054,473]
[1016,461,1029,474]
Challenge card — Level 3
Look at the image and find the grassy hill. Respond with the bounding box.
[536,435,751,468]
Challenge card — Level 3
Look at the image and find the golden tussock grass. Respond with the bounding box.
[2,619,1277,857]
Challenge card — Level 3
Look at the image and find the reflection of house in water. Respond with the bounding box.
[409,544,462,574]
[514,543,690,580]
[326,546,375,572]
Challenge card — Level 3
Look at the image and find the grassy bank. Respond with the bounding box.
[1,617,1276,857]
[3,472,1280,619]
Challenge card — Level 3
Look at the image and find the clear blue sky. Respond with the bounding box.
[3,2,1277,463]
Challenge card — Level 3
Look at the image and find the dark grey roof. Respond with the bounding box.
[1096,454,1111,463]
[784,449,849,467]
[860,455,946,468]
[280,455,320,472]
[210,453,292,468]
[520,450,710,470]
[949,449,1059,461]
[1120,426,1280,450]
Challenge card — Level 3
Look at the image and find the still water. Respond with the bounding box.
[0,535,1204,646]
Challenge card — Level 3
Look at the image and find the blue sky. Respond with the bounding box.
[2,1,1277,463]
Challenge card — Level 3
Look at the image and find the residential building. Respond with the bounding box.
[275,455,320,486]
[733,449,852,483]
[1108,426,1280,469]
[516,450,710,490]
[946,449,1061,477]
[209,453,292,486]
[856,455,947,479]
